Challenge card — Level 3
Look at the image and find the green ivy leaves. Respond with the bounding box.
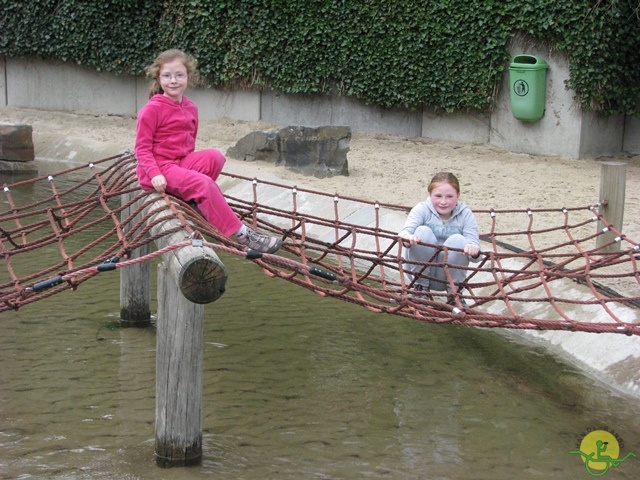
[0,0,638,114]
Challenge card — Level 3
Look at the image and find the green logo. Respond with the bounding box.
[569,428,637,476]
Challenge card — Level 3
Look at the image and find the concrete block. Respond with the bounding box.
[134,76,261,121]
[227,130,279,163]
[189,88,260,122]
[579,111,624,158]
[0,160,38,173]
[135,77,150,113]
[0,122,34,162]
[278,125,350,177]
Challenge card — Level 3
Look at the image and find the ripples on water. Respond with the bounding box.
[1,180,639,479]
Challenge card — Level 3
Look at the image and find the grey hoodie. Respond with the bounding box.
[398,198,480,246]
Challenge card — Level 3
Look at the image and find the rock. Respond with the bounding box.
[227,125,350,177]
[0,123,35,163]
[226,130,279,163]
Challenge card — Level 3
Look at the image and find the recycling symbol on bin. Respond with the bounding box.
[513,80,529,97]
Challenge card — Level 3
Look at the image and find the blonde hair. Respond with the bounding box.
[145,49,199,98]
[427,172,460,194]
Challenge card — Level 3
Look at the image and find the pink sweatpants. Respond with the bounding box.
[146,149,242,237]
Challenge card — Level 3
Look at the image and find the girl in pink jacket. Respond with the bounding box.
[135,49,281,254]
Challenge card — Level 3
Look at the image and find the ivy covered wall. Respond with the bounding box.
[1,0,638,115]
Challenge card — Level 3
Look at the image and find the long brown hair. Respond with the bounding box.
[145,49,199,98]
[427,172,460,194]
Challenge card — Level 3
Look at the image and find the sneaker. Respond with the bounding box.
[237,228,282,254]
[447,293,468,308]
[411,284,432,299]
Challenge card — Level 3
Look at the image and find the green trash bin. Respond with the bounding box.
[509,54,549,122]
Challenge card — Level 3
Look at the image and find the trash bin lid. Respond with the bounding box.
[510,54,549,70]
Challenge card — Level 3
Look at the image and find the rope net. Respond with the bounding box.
[1,153,639,335]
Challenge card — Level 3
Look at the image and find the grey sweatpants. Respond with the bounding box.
[404,225,470,291]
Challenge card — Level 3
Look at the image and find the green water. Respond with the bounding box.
[1,251,639,479]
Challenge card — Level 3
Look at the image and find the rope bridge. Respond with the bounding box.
[1,153,639,335]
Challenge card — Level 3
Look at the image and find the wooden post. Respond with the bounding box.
[120,190,151,325]
[120,191,228,318]
[149,197,227,466]
[144,195,228,304]
[155,261,204,467]
[122,192,226,466]
[597,161,626,252]
[119,189,229,465]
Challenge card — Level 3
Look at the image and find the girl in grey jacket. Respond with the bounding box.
[398,172,480,297]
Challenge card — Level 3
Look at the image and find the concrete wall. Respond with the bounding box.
[138,77,261,122]
[423,108,490,144]
[0,56,261,122]
[623,115,640,153]
[6,56,139,116]
[189,88,261,122]
[491,40,626,158]
[261,89,423,136]
[0,55,6,105]
[1,54,638,157]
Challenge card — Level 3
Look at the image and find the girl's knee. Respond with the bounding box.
[203,149,226,177]
[204,148,225,165]
[444,233,467,249]
[414,225,436,242]
[171,171,215,198]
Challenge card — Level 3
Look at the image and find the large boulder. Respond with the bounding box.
[227,125,350,177]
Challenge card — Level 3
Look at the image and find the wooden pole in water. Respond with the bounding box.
[597,161,626,252]
[120,190,151,325]
[120,189,229,465]
[127,193,227,466]
[148,196,227,466]
[155,261,205,467]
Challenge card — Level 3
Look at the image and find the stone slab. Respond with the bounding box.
[0,122,35,162]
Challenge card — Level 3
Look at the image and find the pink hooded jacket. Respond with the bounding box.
[134,94,199,186]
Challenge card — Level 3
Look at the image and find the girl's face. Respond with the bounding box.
[158,58,189,102]
[429,182,459,220]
